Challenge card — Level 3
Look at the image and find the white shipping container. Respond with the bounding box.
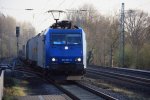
[22,45,26,59]
[37,35,45,68]
[32,36,38,61]
[28,36,38,62]
[28,39,33,60]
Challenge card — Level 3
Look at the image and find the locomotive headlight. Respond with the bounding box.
[64,46,68,50]
[77,58,81,62]
[52,58,56,62]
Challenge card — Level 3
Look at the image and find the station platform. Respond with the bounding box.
[16,94,71,100]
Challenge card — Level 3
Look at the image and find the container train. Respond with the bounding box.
[21,20,87,80]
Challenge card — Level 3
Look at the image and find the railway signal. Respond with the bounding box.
[16,26,20,37]
[16,26,20,58]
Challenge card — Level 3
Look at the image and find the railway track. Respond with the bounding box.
[87,68,150,93]
[14,66,118,100]
[53,81,118,100]
[87,67,150,87]
[89,66,150,78]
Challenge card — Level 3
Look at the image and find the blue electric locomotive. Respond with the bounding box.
[26,21,86,80]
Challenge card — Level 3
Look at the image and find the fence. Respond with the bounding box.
[0,70,4,100]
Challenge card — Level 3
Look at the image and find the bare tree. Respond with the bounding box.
[125,10,150,67]
[66,5,150,69]
[0,13,36,58]
[109,17,120,67]
[66,4,119,66]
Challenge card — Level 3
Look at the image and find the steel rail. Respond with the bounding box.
[75,81,118,100]
[87,68,150,87]
[88,65,150,77]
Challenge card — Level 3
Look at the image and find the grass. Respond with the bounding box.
[3,77,27,100]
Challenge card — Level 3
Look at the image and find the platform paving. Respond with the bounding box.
[16,94,71,100]
[4,69,71,100]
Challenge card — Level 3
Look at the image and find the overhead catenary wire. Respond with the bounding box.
[40,0,52,11]
[57,0,66,8]
[68,0,77,9]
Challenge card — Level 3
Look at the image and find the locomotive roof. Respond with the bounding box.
[50,20,80,29]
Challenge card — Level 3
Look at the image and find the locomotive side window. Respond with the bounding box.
[51,33,81,45]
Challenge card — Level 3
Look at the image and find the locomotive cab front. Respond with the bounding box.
[45,29,86,75]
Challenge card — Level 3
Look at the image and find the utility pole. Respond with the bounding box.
[119,3,125,67]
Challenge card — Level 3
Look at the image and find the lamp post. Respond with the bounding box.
[25,8,34,25]
[25,8,35,41]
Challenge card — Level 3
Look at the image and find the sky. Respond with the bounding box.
[0,0,150,32]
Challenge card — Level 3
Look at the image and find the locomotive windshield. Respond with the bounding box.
[51,34,81,45]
